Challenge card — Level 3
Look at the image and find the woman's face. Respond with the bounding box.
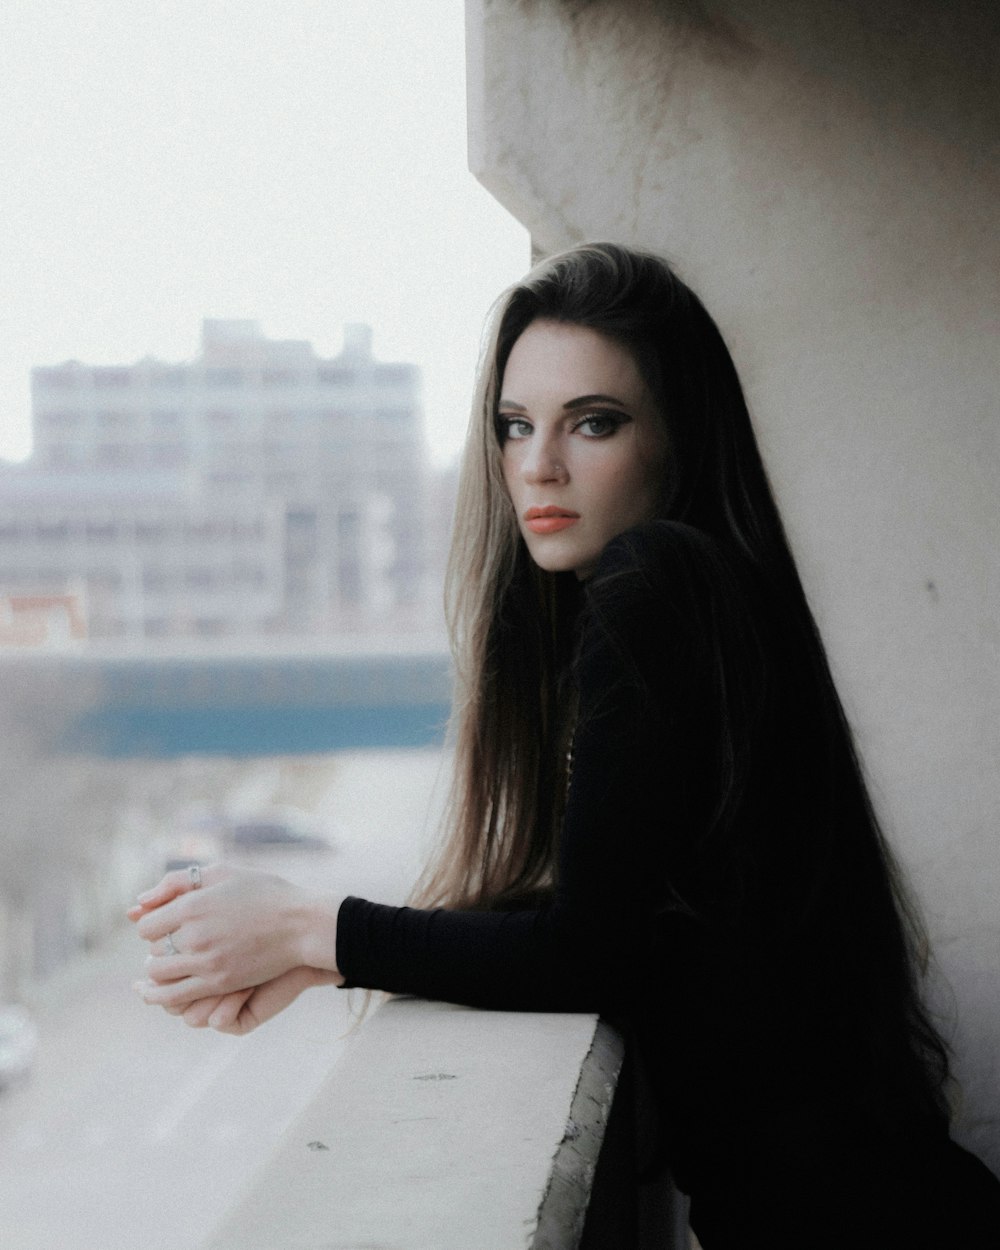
[498,319,668,579]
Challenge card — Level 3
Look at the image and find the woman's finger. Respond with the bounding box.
[134,898,187,944]
[207,990,253,1032]
[148,934,186,959]
[132,868,197,912]
[182,996,228,1028]
[144,951,199,984]
[128,863,226,923]
[212,968,316,1035]
[134,975,209,1010]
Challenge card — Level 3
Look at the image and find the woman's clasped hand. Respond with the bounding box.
[129,863,344,1034]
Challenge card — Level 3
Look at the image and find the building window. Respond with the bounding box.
[285,509,317,558]
[151,409,182,428]
[149,444,187,468]
[136,522,168,543]
[34,368,80,390]
[193,617,226,637]
[337,510,362,605]
[317,407,351,425]
[206,408,238,425]
[232,520,264,541]
[184,567,218,589]
[204,368,245,388]
[262,471,301,493]
[184,521,221,542]
[151,370,187,388]
[208,471,253,486]
[95,443,129,467]
[262,369,299,387]
[85,521,118,542]
[90,616,127,638]
[46,445,81,468]
[36,521,71,541]
[13,568,66,588]
[208,441,249,466]
[318,367,357,386]
[93,369,132,389]
[144,618,170,638]
[41,409,82,428]
[338,562,362,605]
[234,563,265,586]
[97,409,131,428]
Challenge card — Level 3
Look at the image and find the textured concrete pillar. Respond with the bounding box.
[467,0,1000,1168]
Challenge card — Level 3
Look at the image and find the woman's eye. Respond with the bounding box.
[498,415,532,441]
[575,412,626,438]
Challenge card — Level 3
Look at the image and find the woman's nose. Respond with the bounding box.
[522,436,567,483]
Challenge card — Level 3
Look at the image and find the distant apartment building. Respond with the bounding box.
[0,321,443,645]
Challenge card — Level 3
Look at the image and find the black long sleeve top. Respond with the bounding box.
[337,521,736,1012]
[334,519,1000,1239]
[336,522,802,1167]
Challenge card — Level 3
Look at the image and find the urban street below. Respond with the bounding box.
[0,747,447,1250]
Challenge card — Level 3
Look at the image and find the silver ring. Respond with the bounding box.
[188,864,202,889]
[164,931,179,956]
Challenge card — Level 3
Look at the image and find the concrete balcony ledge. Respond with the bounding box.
[207,997,627,1250]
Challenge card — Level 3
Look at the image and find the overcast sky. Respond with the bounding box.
[0,0,528,467]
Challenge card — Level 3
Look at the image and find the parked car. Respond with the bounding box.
[224,807,333,853]
[0,1005,38,1092]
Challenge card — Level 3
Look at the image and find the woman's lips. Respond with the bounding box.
[524,506,580,534]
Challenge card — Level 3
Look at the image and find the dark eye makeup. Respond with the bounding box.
[496,414,533,442]
[496,409,632,443]
[571,410,631,438]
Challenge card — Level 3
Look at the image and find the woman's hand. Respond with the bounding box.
[173,967,342,1035]
[129,862,344,1010]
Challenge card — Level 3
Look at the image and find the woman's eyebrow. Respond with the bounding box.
[564,393,629,410]
[497,393,630,412]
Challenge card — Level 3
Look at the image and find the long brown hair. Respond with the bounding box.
[413,241,953,1131]
[414,240,805,911]
[412,287,576,910]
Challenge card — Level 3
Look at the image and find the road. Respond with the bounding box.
[0,747,449,1250]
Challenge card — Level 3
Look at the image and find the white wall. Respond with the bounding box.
[467,0,1000,1166]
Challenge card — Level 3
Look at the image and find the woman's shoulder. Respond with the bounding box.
[588,520,748,616]
[599,517,720,565]
[580,520,765,692]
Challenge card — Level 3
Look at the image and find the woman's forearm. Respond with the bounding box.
[295,891,346,980]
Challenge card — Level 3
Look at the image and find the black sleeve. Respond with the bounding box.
[336,522,747,1012]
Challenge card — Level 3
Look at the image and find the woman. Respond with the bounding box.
[132,244,1000,1246]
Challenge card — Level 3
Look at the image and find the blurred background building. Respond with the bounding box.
[0,320,453,648]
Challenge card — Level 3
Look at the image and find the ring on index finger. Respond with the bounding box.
[188,864,202,889]
[164,931,180,956]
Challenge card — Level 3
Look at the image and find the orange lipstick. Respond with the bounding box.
[525,506,580,534]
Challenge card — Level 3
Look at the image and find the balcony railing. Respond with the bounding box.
[205,996,690,1249]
